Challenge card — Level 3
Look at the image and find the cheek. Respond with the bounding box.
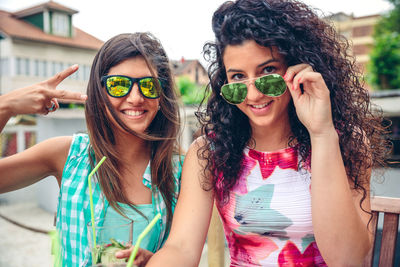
[236,103,247,114]
[277,90,291,108]
[149,99,160,112]
[107,96,121,109]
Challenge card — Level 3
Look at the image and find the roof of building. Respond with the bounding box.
[13,1,78,18]
[325,12,381,22]
[171,58,205,75]
[0,6,103,50]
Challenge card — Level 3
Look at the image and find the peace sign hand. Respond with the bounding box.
[4,64,87,116]
[284,64,335,138]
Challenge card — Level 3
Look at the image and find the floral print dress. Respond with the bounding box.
[216,146,327,266]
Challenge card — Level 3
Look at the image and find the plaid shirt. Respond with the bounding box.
[56,134,183,267]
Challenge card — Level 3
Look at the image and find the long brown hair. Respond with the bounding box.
[85,33,181,228]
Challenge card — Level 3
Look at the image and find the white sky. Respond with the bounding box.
[0,0,393,61]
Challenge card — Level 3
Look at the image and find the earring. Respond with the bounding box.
[158,105,160,110]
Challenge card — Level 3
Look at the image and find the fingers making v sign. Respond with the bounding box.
[5,64,87,116]
[284,64,335,138]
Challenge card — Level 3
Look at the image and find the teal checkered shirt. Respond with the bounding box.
[56,134,183,266]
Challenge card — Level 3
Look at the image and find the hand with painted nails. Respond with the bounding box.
[0,64,87,118]
[284,63,335,137]
[114,246,154,267]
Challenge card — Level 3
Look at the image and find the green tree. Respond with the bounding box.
[176,77,207,105]
[368,0,400,89]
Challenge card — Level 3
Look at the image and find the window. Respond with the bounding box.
[15,57,30,76]
[51,61,57,76]
[34,59,39,76]
[0,132,17,157]
[57,62,64,74]
[16,57,22,75]
[75,67,81,80]
[1,58,9,76]
[25,131,37,149]
[52,13,69,37]
[83,65,91,81]
[24,58,30,76]
[38,60,47,77]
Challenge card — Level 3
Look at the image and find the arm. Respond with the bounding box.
[285,64,372,266]
[310,130,372,266]
[0,65,86,192]
[0,136,72,193]
[146,138,214,267]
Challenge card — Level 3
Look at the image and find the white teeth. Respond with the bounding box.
[252,103,269,108]
[123,110,144,116]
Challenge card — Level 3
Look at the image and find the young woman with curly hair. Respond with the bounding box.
[146,0,388,266]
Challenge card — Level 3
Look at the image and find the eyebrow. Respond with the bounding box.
[226,59,281,73]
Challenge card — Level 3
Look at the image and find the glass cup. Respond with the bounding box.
[87,218,133,265]
[90,264,129,267]
[90,264,135,267]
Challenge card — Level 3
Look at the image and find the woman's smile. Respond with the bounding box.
[223,40,290,131]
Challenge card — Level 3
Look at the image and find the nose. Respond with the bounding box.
[245,81,264,101]
[126,83,145,104]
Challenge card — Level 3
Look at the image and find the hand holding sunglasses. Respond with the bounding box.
[220,73,287,104]
[101,75,161,99]
[284,63,333,136]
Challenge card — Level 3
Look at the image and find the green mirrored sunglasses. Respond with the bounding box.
[101,75,161,99]
[220,73,287,105]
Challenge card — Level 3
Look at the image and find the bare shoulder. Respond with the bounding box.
[187,135,210,156]
[38,136,73,172]
[21,136,73,178]
[184,135,211,169]
[182,135,212,187]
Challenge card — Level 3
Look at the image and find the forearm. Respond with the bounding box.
[146,243,199,267]
[310,130,371,265]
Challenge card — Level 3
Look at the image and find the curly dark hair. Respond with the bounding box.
[197,0,389,208]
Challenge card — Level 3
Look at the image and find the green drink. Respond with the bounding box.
[87,218,133,265]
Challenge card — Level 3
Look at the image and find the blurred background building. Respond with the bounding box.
[328,12,380,74]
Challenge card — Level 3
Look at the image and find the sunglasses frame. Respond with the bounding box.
[101,75,162,99]
[220,73,287,105]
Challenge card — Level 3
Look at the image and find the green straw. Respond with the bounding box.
[49,230,62,267]
[127,213,161,267]
[88,156,107,248]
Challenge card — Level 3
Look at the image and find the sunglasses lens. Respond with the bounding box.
[139,77,160,98]
[221,83,247,104]
[255,74,287,97]
[106,76,131,97]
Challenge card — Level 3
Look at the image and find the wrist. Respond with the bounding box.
[310,127,339,144]
[0,95,14,117]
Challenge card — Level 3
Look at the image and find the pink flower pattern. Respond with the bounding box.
[216,146,327,266]
[278,241,327,267]
[248,147,298,179]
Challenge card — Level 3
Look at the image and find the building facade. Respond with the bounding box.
[0,1,103,96]
[327,12,380,74]
[171,57,208,85]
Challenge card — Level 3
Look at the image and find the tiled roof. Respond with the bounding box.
[171,59,205,75]
[0,9,103,50]
[14,1,78,17]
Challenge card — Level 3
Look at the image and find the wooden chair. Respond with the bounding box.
[363,196,400,267]
[207,203,225,267]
